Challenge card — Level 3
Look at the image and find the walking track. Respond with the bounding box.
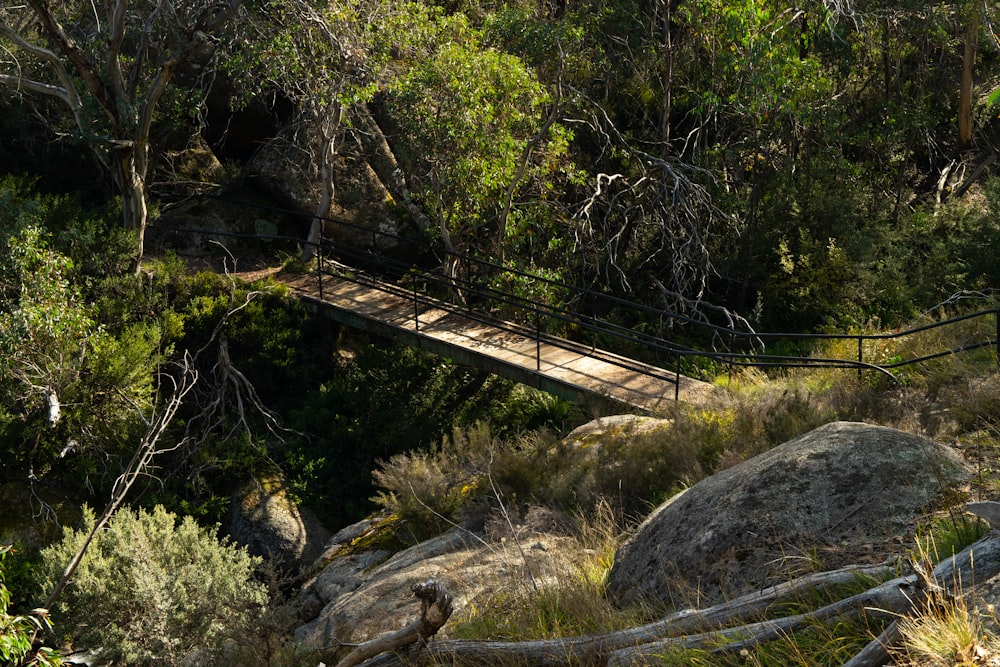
[280,268,719,412]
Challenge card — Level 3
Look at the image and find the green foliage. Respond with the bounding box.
[39,506,267,667]
[371,423,496,539]
[0,177,159,482]
[916,511,990,564]
[388,16,571,258]
[0,546,62,667]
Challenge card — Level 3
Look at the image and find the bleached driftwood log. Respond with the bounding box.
[359,562,897,667]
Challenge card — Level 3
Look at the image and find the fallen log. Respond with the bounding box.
[334,579,453,667]
[360,562,896,667]
[342,510,1000,667]
[606,572,919,665]
[841,526,1000,667]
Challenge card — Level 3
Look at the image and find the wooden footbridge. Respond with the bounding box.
[177,197,1000,412]
[282,265,719,412]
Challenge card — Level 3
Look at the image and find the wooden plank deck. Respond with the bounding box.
[282,269,719,412]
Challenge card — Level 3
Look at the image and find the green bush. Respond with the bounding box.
[1,545,62,667]
[39,506,267,667]
[371,423,496,539]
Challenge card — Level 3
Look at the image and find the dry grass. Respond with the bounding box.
[366,306,1000,665]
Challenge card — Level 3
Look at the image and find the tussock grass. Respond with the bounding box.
[449,500,648,646]
[893,535,999,667]
[369,305,1000,664]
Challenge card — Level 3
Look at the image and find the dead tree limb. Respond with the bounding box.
[334,579,453,667]
[359,532,1000,667]
[42,352,199,610]
[608,574,920,665]
[362,562,895,667]
[841,529,1000,667]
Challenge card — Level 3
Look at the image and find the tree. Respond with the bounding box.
[224,0,387,262]
[390,28,569,278]
[0,0,241,271]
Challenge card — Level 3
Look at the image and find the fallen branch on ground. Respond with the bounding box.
[351,533,1000,667]
[334,579,453,667]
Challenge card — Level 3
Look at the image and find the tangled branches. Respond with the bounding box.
[565,89,748,332]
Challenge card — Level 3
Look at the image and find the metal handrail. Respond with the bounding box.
[167,198,1000,395]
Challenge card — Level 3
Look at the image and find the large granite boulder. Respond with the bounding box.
[244,115,402,251]
[606,421,971,608]
[293,507,582,650]
[224,474,331,569]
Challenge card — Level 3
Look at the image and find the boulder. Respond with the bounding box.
[224,474,331,569]
[606,421,972,608]
[293,509,582,650]
[563,414,673,447]
[244,113,402,250]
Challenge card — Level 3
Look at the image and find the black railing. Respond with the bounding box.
[166,197,1000,400]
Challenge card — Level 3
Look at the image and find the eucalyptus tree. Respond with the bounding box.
[373,5,577,295]
[0,0,242,271]
[223,0,371,261]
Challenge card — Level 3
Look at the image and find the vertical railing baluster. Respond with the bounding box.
[857,336,863,383]
[413,272,419,333]
[675,353,681,401]
[317,234,324,302]
[536,310,541,372]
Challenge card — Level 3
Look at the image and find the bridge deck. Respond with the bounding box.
[282,269,718,411]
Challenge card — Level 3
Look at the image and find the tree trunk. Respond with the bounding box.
[302,108,342,263]
[114,148,149,273]
[958,6,980,149]
[334,579,453,667]
[358,532,1000,667]
[352,102,432,233]
[659,0,673,157]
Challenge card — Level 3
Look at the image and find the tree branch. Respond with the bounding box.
[334,579,453,667]
[24,0,120,124]
[0,21,84,114]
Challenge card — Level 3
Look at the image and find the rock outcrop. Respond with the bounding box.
[224,475,331,569]
[244,108,405,250]
[293,508,582,651]
[605,421,972,608]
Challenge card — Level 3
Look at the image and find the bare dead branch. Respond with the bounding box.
[333,579,453,667]
[43,351,199,610]
[564,86,731,320]
[362,562,897,667]
[360,530,1000,667]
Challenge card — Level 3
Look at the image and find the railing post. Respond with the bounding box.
[536,310,541,372]
[412,272,419,333]
[675,353,681,401]
[317,235,324,302]
[728,332,735,385]
[857,336,863,383]
[465,255,472,312]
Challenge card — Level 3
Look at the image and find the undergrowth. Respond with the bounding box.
[368,303,1000,665]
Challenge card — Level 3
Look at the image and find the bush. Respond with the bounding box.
[1,545,62,667]
[371,423,496,540]
[39,506,267,667]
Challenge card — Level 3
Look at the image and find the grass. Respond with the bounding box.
[448,500,648,644]
[364,305,1000,665]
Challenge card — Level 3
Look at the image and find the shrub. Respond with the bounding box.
[1,545,62,667]
[39,506,267,667]
[371,423,496,540]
